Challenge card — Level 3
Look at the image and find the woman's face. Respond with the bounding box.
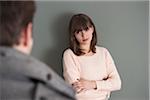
[74,26,94,45]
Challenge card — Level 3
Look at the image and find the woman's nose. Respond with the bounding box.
[81,33,85,38]
[81,31,86,37]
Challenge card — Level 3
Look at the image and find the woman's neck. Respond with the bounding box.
[80,44,90,54]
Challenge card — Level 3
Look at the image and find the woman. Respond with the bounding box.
[63,13,121,100]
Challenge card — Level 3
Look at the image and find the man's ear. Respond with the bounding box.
[21,23,33,46]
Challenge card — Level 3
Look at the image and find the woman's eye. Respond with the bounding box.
[85,27,89,31]
[75,31,79,35]
[75,30,81,34]
[75,31,79,34]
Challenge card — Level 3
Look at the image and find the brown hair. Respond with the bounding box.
[69,13,97,56]
[0,1,36,46]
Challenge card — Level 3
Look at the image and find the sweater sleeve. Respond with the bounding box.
[95,48,121,91]
[63,49,80,85]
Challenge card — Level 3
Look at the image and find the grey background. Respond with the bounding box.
[31,1,149,100]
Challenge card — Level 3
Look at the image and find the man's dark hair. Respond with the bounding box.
[0,1,36,46]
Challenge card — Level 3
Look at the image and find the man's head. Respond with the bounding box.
[0,1,36,54]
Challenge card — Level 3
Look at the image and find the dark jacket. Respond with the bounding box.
[0,46,76,100]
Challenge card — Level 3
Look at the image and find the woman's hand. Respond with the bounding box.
[72,78,97,93]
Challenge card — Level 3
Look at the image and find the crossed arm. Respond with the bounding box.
[63,49,121,93]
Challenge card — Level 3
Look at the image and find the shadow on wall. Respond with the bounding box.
[43,12,74,77]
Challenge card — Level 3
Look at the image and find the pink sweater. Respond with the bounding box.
[63,46,121,100]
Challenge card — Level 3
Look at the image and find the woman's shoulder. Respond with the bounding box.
[96,46,112,56]
[63,48,75,56]
[96,45,108,52]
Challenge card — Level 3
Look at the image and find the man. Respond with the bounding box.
[0,1,75,100]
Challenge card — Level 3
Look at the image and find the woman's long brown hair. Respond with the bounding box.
[69,13,97,56]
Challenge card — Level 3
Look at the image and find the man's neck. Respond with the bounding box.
[13,45,30,55]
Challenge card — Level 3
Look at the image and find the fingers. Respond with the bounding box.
[75,86,86,93]
[72,82,83,90]
[75,86,84,93]
[72,82,85,93]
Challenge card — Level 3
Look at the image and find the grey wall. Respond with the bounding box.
[32,1,149,100]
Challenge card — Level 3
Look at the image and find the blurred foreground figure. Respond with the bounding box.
[0,1,75,100]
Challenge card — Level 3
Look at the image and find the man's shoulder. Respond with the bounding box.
[0,46,52,80]
[0,47,76,99]
[0,47,76,100]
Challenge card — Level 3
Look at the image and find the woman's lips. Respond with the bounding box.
[83,38,89,41]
